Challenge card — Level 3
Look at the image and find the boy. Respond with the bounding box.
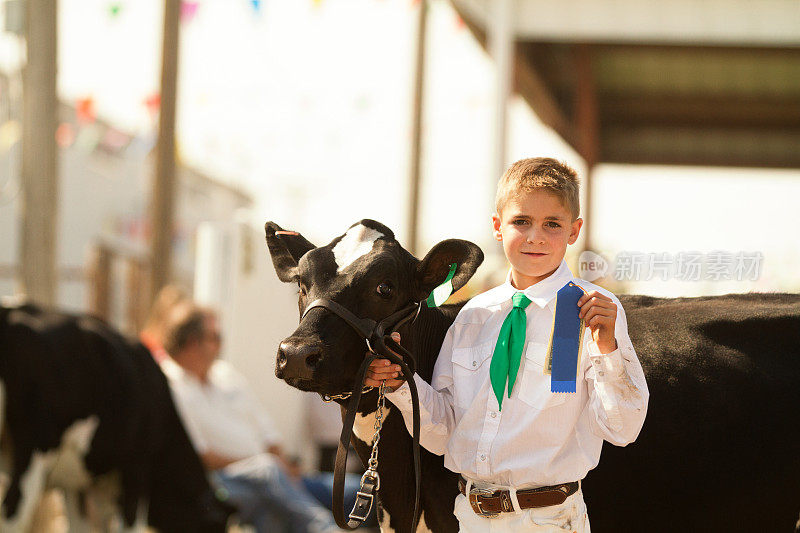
[366,157,649,532]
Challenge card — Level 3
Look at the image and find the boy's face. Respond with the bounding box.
[492,190,582,289]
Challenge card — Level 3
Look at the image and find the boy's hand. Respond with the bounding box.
[365,332,406,391]
[577,291,618,354]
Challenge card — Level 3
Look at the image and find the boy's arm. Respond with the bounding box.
[381,326,459,456]
[582,299,649,446]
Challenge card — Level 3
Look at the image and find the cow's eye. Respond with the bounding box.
[376,283,393,298]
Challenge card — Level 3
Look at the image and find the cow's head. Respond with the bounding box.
[266,219,483,396]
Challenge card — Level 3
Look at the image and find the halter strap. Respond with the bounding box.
[301,297,423,531]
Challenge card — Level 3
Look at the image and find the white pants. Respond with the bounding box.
[453,480,590,533]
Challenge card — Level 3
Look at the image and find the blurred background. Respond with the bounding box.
[1,0,799,466]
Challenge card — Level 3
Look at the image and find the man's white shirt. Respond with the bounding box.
[385,259,649,488]
[161,358,282,461]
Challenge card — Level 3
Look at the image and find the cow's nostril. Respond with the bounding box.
[277,344,289,371]
[277,340,324,380]
[305,350,322,370]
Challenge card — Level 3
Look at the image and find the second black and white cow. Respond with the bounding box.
[0,303,233,532]
[267,219,800,533]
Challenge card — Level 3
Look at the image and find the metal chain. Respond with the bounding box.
[367,381,387,471]
[321,385,374,403]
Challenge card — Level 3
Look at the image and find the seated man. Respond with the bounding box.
[161,302,354,533]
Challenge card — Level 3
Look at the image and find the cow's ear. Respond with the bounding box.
[414,239,484,301]
[265,221,316,283]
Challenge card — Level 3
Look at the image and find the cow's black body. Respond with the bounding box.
[585,293,800,533]
[267,219,800,533]
[0,303,231,532]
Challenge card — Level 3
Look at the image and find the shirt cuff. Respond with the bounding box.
[587,340,626,382]
[385,380,415,409]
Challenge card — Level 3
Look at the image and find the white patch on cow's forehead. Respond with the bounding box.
[332,225,384,273]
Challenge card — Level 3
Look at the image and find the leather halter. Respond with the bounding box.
[302,298,423,531]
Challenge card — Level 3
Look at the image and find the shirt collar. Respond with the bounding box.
[487,259,576,309]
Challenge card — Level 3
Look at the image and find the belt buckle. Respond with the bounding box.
[468,488,500,518]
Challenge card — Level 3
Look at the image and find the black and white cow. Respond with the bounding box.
[0,302,233,532]
[267,219,800,533]
[268,219,481,533]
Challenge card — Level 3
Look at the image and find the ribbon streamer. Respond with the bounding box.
[547,282,586,393]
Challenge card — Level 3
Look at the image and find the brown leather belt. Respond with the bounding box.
[458,476,579,518]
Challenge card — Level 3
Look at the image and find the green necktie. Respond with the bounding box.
[490,292,532,410]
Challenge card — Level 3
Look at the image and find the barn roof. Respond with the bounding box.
[451,0,800,168]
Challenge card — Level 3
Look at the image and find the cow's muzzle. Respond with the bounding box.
[276,338,322,380]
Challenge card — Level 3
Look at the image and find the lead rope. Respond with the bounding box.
[332,338,421,532]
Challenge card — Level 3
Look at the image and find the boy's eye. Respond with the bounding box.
[512,219,528,226]
[546,221,561,228]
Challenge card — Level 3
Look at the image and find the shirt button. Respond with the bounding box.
[480,454,486,461]
[592,358,601,366]
[400,390,407,396]
[598,371,605,377]
[490,412,497,418]
[472,360,477,367]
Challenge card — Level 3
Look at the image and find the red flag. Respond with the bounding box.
[144,93,161,116]
[76,97,96,123]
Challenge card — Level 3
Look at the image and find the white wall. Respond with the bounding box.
[194,220,314,463]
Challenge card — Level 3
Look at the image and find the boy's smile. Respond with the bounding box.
[492,190,582,289]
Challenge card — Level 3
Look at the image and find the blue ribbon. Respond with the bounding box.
[550,282,585,393]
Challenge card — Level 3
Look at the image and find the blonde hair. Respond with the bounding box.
[142,285,189,339]
[495,157,580,220]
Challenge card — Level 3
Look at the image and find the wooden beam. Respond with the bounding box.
[489,0,514,195]
[600,94,800,131]
[574,45,600,165]
[19,0,58,306]
[601,124,800,168]
[126,258,150,335]
[601,149,800,170]
[149,0,181,306]
[513,50,576,147]
[88,245,112,321]
[449,1,487,47]
[591,42,800,59]
[406,0,428,256]
[0,264,84,281]
[573,44,600,254]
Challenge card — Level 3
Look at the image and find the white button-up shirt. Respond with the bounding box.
[386,259,649,488]
[161,358,282,461]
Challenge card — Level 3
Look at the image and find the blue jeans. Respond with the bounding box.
[213,454,343,533]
